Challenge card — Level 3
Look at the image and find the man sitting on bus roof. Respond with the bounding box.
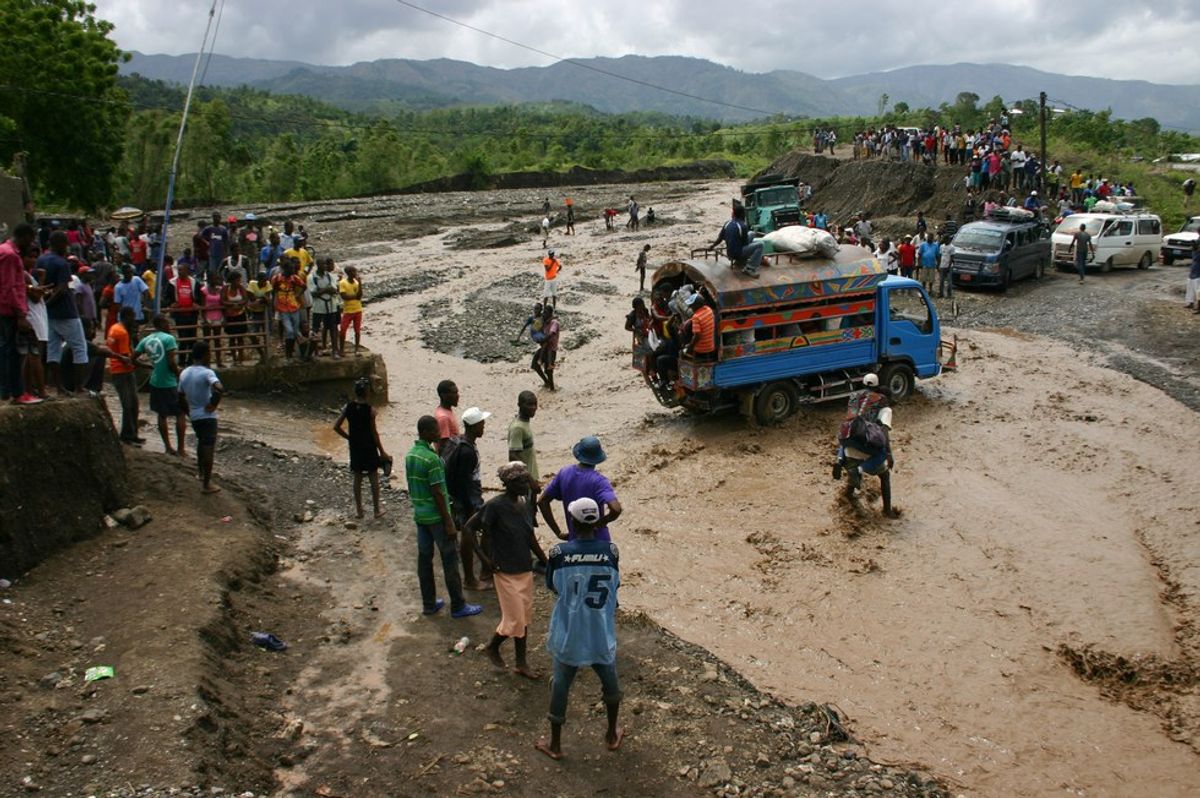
[709,204,762,278]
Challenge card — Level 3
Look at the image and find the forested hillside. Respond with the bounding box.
[114,75,1200,224]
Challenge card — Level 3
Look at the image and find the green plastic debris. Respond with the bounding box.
[84,666,115,682]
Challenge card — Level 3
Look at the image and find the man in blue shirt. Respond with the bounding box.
[259,231,284,278]
[1023,190,1042,212]
[201,212,229,279]
[113,263,149,330]
[814,211,828,230]
[709,204,763,278]
[178,340,224,494]
[535,497,623,761]
[38,231,90,396]
[917,234,941,293]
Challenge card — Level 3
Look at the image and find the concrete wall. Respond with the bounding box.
[0,175,27,235]
[216,352,389,405]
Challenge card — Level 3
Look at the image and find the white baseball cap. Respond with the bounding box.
[568,497,600,524]
[461,407,491,426]
[863,373,879,387]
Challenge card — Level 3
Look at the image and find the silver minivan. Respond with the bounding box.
[1051,212,1162,272]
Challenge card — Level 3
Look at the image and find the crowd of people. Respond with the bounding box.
[325,377,627,759]
[0,213,372,404]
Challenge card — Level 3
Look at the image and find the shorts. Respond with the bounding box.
[278,309,303,340]
[16,328,38,356]
[47,317,89,365]
[340,311,362,335]
[150,385,182,417]
[313,311,340,335]
[543,348,558,369]
[919,267,937,283]
[224,317,247,335]
[190,416,218,447]
[542,279,558,299]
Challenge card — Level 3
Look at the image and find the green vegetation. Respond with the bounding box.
[5,5,1200,227]
[112,75,800,208]
[109,78,1200,228]
[0,0,129,209]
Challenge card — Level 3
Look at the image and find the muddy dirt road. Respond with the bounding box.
[166,178,1199,796]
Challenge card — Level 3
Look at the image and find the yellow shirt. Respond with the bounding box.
[339,278,363,313]
[141,269,156,299]
[247,280,271,312]
[1069,172,1083,189]
[284,247,313,277]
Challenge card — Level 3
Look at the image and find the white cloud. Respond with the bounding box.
[92,0,1200,84]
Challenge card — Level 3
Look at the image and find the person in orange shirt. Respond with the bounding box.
[541,250,562,309]
[107,306,140,445]
[271,258,308,359]
[682,293,716,358]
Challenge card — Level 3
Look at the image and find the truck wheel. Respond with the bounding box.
[1035,257,1046,280]
[1101,256,1113,273]
[1163,252,1174,266]
[1001,268,1012,291]
[754,381,799,425]
[879,363,915,402]
[1137,252,1152,270]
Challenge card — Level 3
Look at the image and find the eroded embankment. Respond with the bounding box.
[0,399,128,579]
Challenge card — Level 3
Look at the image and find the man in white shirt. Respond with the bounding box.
[1010,146,1028,191]
[307,257,343,358]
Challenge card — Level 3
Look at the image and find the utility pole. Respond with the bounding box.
[1039,91,1048,197]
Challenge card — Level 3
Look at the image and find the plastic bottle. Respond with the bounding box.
[451,636,470,655]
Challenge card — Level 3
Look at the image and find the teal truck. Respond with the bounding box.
[740,174,803,235]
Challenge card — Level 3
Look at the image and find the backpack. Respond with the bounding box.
[440,436,472,499]
[843,415,889,455]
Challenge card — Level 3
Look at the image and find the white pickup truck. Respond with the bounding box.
[1160,216,1200,265]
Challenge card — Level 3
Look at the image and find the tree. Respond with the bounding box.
[893,101,910,115]
[877,94,890,117]
[954,92,980,111]
[0,0,130,210]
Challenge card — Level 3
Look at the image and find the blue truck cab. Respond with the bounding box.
[634,246,950,423]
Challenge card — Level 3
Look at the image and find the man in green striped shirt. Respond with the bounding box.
[405,415,482,618]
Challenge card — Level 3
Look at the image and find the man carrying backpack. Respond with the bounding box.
[833,373,899,518]
[444,406,493,591]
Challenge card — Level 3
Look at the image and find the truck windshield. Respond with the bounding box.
[953,228,1004,252]
[1180,218,1200,234]
[756,188,796,206]
[889,288,932,334]
[1055,217,1104,236]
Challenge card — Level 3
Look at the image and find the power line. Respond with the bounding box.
[198,0,228,86]
[392,0,782,119]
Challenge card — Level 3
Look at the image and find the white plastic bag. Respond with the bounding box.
[763,226,840,258]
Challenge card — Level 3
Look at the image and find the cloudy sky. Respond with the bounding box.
[93,0,1200,84]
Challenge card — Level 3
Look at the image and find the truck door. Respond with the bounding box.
[880,285,940,377]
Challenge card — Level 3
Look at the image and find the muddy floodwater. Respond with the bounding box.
[204,179,1199,797]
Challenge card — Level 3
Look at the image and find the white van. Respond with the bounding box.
[1051,212,1162,272]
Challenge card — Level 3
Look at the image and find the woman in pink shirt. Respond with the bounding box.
[200,271,224,367]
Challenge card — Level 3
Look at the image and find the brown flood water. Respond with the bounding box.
[218,180,1197,797]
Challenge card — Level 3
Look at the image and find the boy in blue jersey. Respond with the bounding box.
[535,497,623,760]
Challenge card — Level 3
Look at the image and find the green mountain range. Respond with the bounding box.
[123,52,1200,131]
